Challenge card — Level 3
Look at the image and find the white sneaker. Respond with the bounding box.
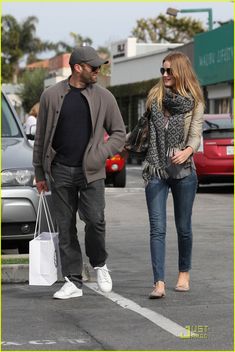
[53,277,83,299]
[94,264,112,293]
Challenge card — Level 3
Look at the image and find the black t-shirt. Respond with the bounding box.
[52,86,92,166]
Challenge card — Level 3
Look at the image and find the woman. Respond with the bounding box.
[143,52,204,299]
[24,102,39,136]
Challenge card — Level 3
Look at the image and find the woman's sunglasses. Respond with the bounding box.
[160,67,173,76]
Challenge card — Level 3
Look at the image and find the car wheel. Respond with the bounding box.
[18,240,29,254]
[113,166,126,187]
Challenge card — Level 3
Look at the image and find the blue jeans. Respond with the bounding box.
[145,171,198,283]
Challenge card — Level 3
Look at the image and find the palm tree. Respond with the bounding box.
[55,32,93,54]
[2,15,56,83]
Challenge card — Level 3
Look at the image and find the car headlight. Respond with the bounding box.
[1,169,35,186]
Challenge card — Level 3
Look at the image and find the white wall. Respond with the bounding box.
[111,51,166,86]
[207,83,232,99]
[110,45,182,86]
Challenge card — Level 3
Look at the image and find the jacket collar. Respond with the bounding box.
[61,76,95,93]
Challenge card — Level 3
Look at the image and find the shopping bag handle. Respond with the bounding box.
[34,193,43,238]
[34,193,56,238]
[41,194,56,233]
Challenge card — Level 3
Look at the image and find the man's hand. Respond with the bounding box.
[171,147,193,165]
[36,180,49,193]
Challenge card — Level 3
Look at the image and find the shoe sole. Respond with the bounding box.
[175,287,190,292]
[53,292,83,299]
[149,294,166,299]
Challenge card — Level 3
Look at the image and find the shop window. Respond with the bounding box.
[214,98,231,113]
[138,98,146,119]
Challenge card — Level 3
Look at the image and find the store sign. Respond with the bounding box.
[194,22,234,85]
[112,40,126,60]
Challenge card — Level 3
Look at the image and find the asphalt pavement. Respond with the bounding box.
[2,167,234,351]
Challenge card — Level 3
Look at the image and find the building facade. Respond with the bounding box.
[108,23,234,133]
[194,21,234,114]
[109,38,183,131]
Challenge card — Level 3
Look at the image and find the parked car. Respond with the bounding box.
[104,132,126,187]
[194,114,234,186]
[1,91,54,253]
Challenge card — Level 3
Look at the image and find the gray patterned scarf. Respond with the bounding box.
[143,89,194,181]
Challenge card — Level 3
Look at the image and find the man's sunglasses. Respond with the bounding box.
[89,65,101,72]
[81,63,101,72]
[160,67,173,76]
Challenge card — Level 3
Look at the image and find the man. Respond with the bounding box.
[33,46,126,299]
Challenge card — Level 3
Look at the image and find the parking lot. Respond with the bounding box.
[2,172,233,350]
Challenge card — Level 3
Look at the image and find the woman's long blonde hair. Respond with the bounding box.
[146,52,204,110]
[29,102,40,117]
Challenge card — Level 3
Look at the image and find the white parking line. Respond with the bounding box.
[126,165,142,170]
[85,282,193,338]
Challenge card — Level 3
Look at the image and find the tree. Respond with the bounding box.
[55,32,93,53]
[131,14,205,43]
[1,15,56,83]
[19,68,47,113]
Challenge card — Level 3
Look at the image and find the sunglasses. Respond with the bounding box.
[90,65,101,72]
[160,67,173,76]
[81,63,101,72]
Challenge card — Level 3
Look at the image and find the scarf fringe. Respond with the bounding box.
[142,161,169,182]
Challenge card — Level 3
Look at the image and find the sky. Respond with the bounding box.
[2,1,234,57]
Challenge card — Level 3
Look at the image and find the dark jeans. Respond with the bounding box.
[145,171,198,283]
[50,163,107,287]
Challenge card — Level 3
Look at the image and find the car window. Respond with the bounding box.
[1,94,22,138]
[203,117,234,140]
[204,118,233,130]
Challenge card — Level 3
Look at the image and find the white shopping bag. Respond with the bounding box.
[29,193,61,286]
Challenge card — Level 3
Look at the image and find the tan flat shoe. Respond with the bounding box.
[149,282,166,299]
[175,284,190,292]
[175,272,190,292]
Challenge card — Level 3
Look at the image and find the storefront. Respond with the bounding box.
[109,23,234,134]
[109,38,182,131]
[194,22,234,114]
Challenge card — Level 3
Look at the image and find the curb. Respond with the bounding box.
[1,261,93,284]
[2,264,29,283]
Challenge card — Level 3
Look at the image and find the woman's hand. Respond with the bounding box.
[171,147,193,164]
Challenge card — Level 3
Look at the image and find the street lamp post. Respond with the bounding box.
[166,7,213,31]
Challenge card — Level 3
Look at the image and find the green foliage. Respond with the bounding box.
[2,59,15,83]
[55,33,93,54]
[132,13,205,43]
[1,15,56,83]
[2,15,22,82]
[19,69,47,113]
[2,257,29,265]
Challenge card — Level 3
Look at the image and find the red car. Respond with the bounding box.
[104,133,126,187]
[194,114,234,185]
